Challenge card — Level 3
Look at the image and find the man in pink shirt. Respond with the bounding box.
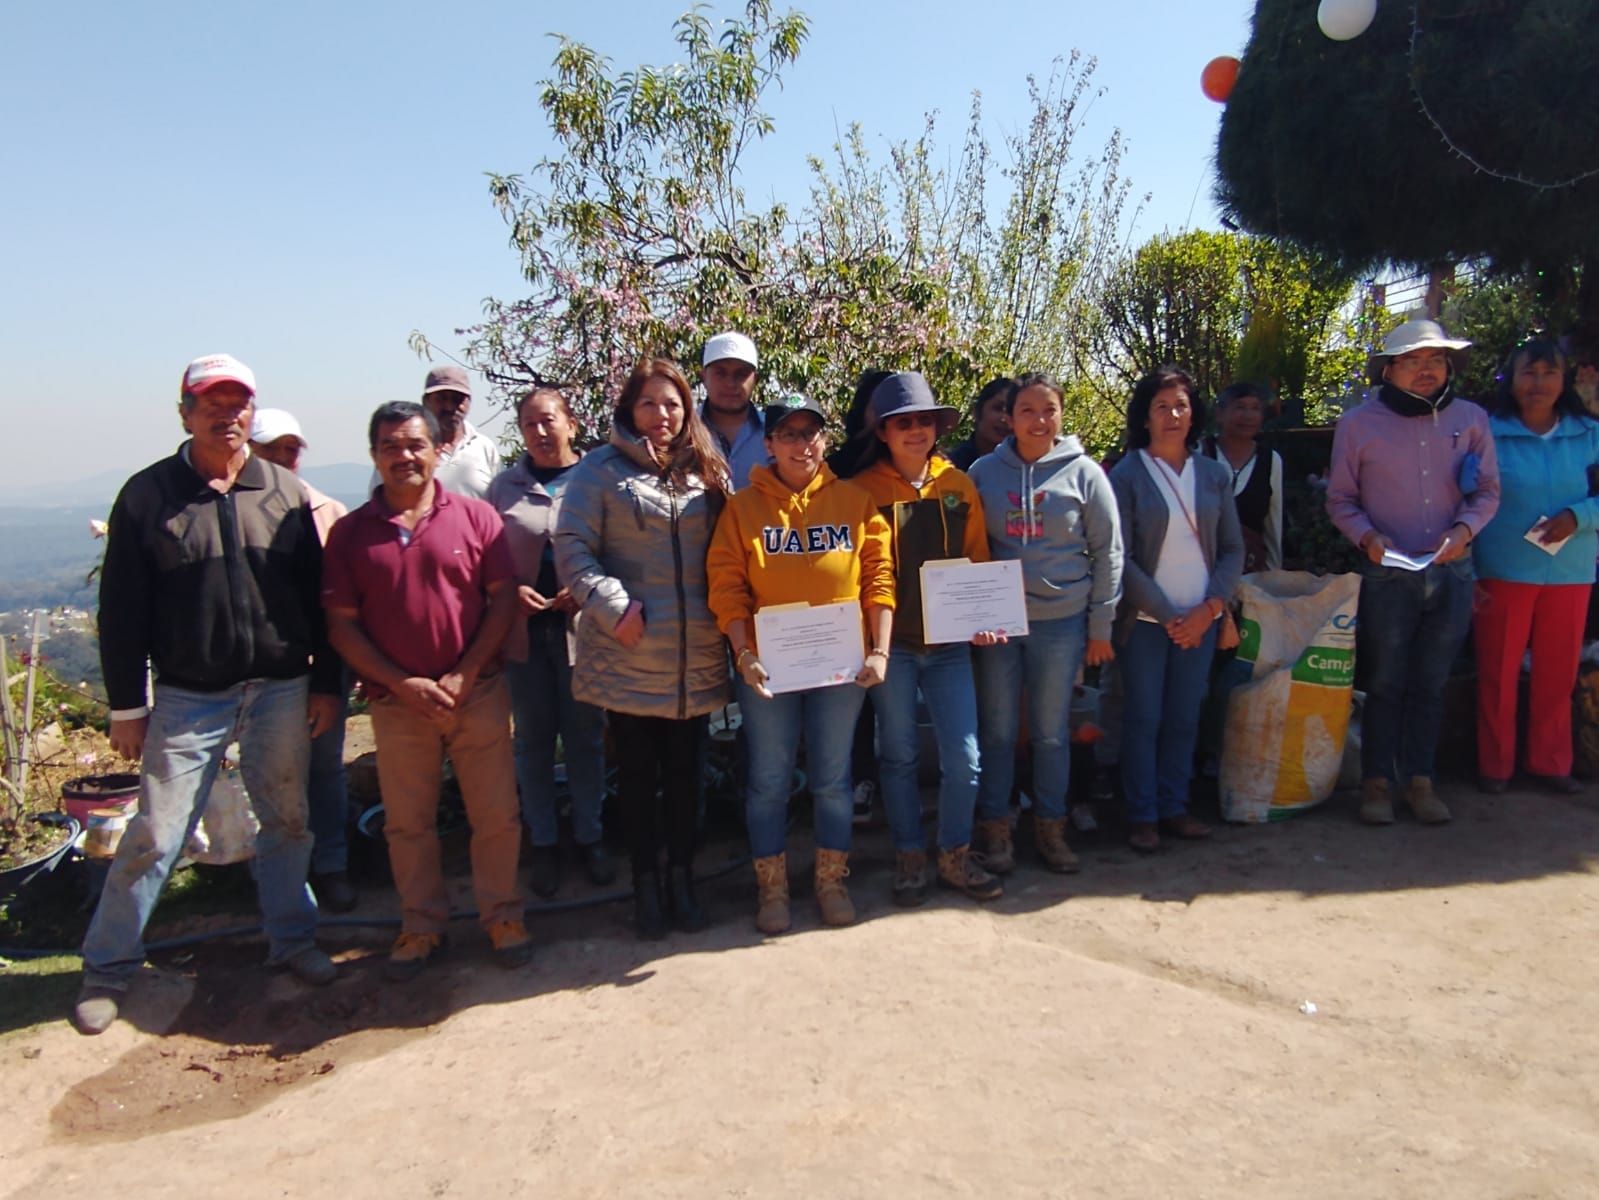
[1327,319,1500,826]
[323,401,529,980]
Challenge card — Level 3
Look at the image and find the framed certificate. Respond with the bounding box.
[920,558,1029,644]
[753,600,864,694]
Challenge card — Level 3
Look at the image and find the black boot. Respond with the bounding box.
[667,864,708,933]
[633,871,666,941]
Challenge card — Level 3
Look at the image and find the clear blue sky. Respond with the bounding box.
[2,0,1254,486]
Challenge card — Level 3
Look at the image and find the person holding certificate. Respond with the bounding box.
[1472,339,1599,795]
[968,373,1124,874]
[707,394,895,935]
[1108,366,1244,853]
[842,371,1004,907]
[554,359,731,940]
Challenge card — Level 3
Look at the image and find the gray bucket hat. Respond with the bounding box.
[868,371,960,436]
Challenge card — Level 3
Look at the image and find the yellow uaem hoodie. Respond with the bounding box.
[852,454,989,651]
[707,462,896,637]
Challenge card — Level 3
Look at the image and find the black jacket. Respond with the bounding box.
[98,449,339,710]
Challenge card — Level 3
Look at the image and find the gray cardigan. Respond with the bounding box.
[1107,450,1244,646]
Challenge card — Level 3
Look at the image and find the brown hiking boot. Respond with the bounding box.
[937,845,1004,901]
[814,848,856,927]
[1405,776,1451,825]
[892,849,929,907]
[753,853,790,935]
[1359,778,1395,825]
[1033,815,1081,874]
[973,816,1015,875]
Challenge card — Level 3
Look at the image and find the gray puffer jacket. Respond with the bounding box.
[554,427,729,719]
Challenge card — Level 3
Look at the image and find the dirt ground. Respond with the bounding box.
[3,768,1598,1199]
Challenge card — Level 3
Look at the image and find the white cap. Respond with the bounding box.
[702,331,759,369]
[182,353,257,397]
[249,408,306,447]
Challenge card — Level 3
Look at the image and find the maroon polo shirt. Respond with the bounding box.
[322,483,514,689]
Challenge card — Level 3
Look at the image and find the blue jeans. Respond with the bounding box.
[737,676,865,859]
[973,612,1088,822]
[1356,559,1474,783]
[82,676,319,988]
[1120,620,1218,823]
[876,643,981,852]
[307,681,349,876]
[505,616,607,847]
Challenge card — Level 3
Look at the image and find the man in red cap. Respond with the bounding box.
[74,355,343,1036]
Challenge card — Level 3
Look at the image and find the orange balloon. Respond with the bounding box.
[1201,55,1240,103]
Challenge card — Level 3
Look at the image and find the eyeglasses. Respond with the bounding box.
[772,424,824,444]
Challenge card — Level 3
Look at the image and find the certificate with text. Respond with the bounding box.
[754,600,864,694]
[920,558,1029,644]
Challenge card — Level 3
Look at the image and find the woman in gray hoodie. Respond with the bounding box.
[968,373,1123,875]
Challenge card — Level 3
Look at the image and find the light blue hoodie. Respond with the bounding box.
[968,435,1124,639]
[1475,411,1599,586]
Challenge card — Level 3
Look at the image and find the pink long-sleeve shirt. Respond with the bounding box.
[1326,394,1500,556]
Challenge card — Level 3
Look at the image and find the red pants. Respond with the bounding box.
[1473,579,1591,780]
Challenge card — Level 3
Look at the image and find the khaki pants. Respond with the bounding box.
[370,675,524,933]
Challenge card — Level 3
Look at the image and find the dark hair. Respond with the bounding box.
[515,385,577,424]
[971,376,1014,417]
[1125,365,1204,451]
[368,401,439,451]
[1005,372,1065,414]
[830,369,895,478]
[1215,381,1270,411]
[1493,339,1588,421]
[614,358,729,495]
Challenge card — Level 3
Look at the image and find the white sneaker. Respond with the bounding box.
[1069,805,1099,834]
[852,780,877,826]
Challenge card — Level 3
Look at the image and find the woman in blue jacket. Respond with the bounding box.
[1473,340,1599,794]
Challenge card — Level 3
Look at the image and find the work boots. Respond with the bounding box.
[1033,815,1081,874]
[1405,776,1452,825]
[973,816,1015,875]
[752,853,790,935]
[814,848,856,927]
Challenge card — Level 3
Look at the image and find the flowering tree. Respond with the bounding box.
[415,3,1137,445]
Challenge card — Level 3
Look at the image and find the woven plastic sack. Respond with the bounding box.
[1219,571,1360,822]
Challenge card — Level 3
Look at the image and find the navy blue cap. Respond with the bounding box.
[763,393,827,436]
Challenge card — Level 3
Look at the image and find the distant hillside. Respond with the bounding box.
[0,462,371,511]
[0,457,371,614]
[0,506,103,611]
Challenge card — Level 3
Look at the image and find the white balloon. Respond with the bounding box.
[1318,0,1377,41]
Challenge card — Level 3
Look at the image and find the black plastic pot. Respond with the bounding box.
[0,813,81,896]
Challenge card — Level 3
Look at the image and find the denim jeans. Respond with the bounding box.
[82,676,319,989]
[1119,620,1217,823]
[876,643,981,852]
[505,615,607,847]
[1357,559,1474,783]
[307,681,350,876]
[737,676,865,859]
[973,612,1088,822]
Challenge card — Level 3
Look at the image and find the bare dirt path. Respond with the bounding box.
[4,780,1598,1199]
